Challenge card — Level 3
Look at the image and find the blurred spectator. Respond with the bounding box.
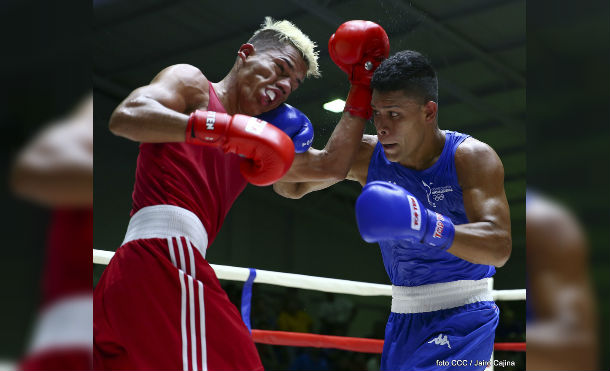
[252,291,280,330]
[494,301,524,342]
[276,288,314,368]
[278,288,314,333]
[11,95,93,370]
[365,320,385,371]
[333,350,367,371]
[317,292,355,336]
[290,348,330,371]
[255,343,281,371]
[526,190,598,370]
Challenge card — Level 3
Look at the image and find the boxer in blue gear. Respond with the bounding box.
[257,103,314,153]
[273,50,512,370]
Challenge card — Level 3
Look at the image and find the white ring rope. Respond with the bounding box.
[93,249,525,301]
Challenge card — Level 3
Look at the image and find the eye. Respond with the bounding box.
[390,111,399,118]
[275,61,285,73]
[373,110,380,116]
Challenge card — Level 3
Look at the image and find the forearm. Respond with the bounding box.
[320,111,366,177]
[281,111,365,182]
[447,222,511,267]
[109,95,189,143]
[11,166,93,207]
[273,179,340,199]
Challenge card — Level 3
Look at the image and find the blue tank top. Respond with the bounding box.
[367,130,495,286]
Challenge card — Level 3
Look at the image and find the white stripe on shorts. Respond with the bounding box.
[198,280,207,371]
[168,236,208,371]
[168,238,189,371]
[187,275,197,371]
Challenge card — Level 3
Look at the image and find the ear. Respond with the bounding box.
[237,43,255,61]
[423,101,438,122]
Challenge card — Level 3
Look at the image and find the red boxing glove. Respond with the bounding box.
[329,20,390,119]
[185,110,295,186]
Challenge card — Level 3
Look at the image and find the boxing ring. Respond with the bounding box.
[93,249,525,369]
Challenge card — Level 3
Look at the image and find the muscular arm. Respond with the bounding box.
[108,64,209,143]
[526,195,598,370]
[11,96,93,207]
[273,134,376,198]
[278,112,366,182]
[447,138,512,267]
[273,179,341,199]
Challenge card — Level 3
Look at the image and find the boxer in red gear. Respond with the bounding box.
[94,17,374,370]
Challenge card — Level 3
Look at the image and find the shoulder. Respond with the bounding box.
[455,137,500,165]
[455,137,504,188]
[361,134,378,153]
[350,134,378,168]
[153,64,207,82]
[347,135,378,184]
[152,64,208,90]
[148,64,210,111]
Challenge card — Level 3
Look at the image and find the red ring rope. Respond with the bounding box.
[252,329,525,353]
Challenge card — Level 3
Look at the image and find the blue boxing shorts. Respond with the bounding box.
[381,278,499,371]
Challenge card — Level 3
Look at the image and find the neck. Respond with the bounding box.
[400,128,445,170]
[213,72,239,115]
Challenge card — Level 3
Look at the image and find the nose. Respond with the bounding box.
[374,118,389,137]
[276,78,291,97]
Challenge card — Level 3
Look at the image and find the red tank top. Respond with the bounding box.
[131,82,248,247]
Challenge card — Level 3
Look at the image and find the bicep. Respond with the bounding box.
[121,65,209,114]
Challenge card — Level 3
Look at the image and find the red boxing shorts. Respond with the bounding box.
[93,205,262,370]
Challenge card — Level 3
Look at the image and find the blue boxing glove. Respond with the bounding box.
[257,103,314,153]
[355,181,455,250]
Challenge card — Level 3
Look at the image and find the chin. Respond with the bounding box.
[385,155,397,163]
[383,150,397,162]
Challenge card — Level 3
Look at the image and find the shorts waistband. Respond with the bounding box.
[122,205,208,257]
[391,278,493,314]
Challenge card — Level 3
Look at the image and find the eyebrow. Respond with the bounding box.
[370,103,401,109]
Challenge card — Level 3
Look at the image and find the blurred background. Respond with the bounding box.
[93,0,526,369]
[527,0,609,369]
[0,0,90,367]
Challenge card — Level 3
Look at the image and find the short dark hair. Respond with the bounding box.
[371,50,438,103]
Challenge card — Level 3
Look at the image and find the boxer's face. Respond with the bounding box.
[236,43,307,116]
[371,89,437,165]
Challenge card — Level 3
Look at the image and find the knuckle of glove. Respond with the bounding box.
[329,20,390,83]
[239,133,294,186]
[257,103,314,153]
[257,104,300,137]
[293,120,314,153]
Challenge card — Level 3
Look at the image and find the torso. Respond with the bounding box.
[131,82,248,248]
[361,130,495,286]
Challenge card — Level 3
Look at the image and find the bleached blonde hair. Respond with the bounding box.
[249,17,320,78]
